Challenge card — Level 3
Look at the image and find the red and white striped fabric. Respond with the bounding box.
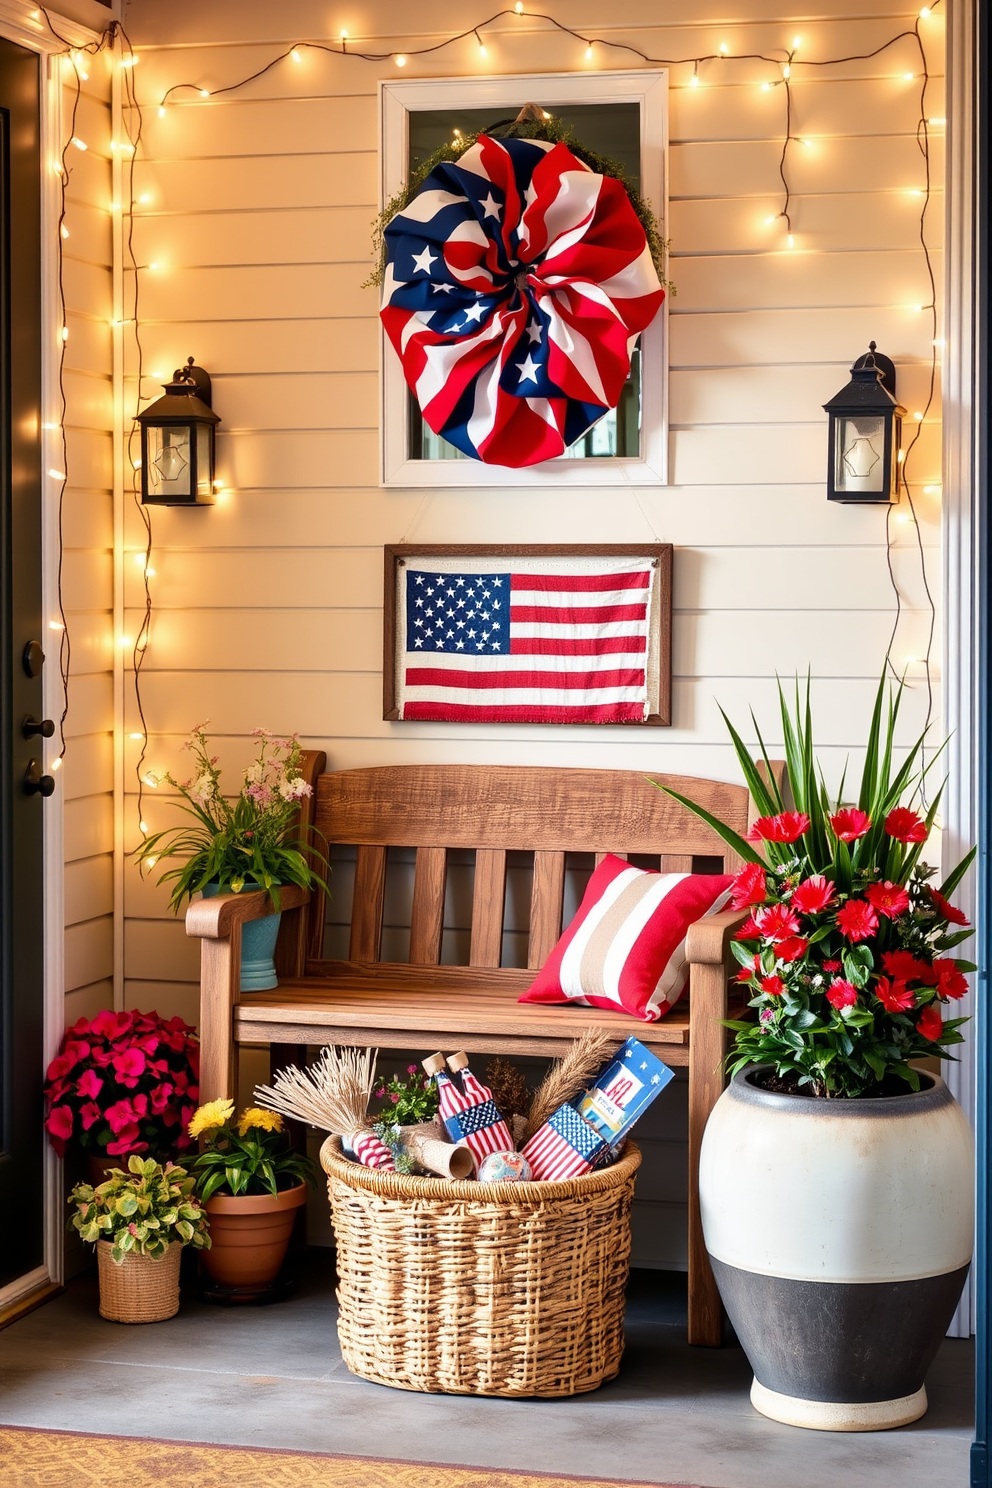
[431,1066,513,1163]
[380,133,664,467]
[520,855,734,1022]
[397,559,657,724]
[352,1130,395,1171]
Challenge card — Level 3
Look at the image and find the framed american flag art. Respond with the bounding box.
[383,544,672,726]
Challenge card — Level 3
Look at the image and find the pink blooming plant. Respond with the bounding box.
[44,1009,200,1160]
[654,676,975,1097]
[134,724,329,914]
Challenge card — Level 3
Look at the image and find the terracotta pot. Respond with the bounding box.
[699,1067,973,1432]
[201,1184,308,1287]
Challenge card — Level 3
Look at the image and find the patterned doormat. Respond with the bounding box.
[0,1427,707,1488]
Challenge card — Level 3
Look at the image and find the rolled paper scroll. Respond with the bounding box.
[402,1131,476,1181]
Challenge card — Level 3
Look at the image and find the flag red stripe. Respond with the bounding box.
[510,571,650,592]
[510,635,646,655]
[405,667,644,691]
[510,603,647,624]
[402,702,647,722]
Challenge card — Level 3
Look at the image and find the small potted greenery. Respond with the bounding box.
[133,724,329,991]
[70,1155,210,1323]
[186,1100,317,1292]
[371,1064,441,1172]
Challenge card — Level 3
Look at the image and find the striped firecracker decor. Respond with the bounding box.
[425,1055,514,1166]
[351,1130,395,1171]
[521,1103,608,1182]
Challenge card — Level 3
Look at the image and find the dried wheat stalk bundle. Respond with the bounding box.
[254,1044,379,1137]
[522,1028,621,1143]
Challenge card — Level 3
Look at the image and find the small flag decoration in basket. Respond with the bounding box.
[521,1102,608,1182]
[423,1052,514,1164]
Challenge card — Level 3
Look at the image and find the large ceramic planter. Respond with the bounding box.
[201,1183,308,1288]
[96,1240,182,1323]
[699,1067,973,1431]
[202,882,281,991]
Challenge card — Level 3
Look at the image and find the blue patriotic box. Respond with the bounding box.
[575,1037,674,1145]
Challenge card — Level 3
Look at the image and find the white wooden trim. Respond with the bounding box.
[0,1264,50,1310]
[0,0,101,51]
[942,0,979,1339]
[112,39,126,1014]
[378,70,669,488]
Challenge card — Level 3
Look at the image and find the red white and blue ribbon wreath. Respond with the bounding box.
[380,134,666,468]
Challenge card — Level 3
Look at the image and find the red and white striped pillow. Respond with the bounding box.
[519,855,733,1022]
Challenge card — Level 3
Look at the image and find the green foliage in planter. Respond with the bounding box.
[372,1064,439,1126]
[69,1155,210,1265]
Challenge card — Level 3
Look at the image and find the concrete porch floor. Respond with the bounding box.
[0,1253,974,1488]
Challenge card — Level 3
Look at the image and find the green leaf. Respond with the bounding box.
[650,781,765,866]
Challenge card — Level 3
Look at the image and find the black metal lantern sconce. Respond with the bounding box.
[137,357,221,506]
[823,342,906,505]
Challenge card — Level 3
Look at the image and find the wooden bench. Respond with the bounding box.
[188,754,769,1346]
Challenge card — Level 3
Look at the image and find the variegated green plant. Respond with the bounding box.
[654,676,976,1097]
[69,1155,211,1265]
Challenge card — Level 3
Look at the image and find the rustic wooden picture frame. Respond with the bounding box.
[384,544,673,725]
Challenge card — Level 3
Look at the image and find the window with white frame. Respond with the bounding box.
[379,71,669,487]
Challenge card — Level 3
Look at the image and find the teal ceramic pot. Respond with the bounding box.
[202,882,281,992]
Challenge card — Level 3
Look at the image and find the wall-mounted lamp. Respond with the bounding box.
[822,342,905,504]
[137,357,221,505]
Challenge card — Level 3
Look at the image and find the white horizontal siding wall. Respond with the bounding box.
[61,60,115,1025]
[121,0,946,1266]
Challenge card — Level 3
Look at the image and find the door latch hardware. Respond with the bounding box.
[22,716,55,739]
[24,760,56,797]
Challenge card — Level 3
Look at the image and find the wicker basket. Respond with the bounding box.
[96,1240,182,1323]
[320,1135,641,1397]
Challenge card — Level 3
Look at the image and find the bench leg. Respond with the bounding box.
[687,961,728,1347]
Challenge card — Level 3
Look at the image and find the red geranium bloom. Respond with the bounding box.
[76,1068,103,1101]
[747,812,810,844]
[760,975,787,997]
[45,1105,74,1148]
[733,914,761,940]
[736,954,762,983]
[107,1130,147,1156]
[930,889,970,926]
[829,808,872,842]
[730,862,767,910]
[882,949,931,982]
[149,1082,174,1114]
[935,963,969,1000]
[105,1098,139,1135]
[916,1004,943,1041]
[89,1009,132,1040]
[790,875,836,915]
[835,899,879,942]
[865,881,911,919]
[754,904,801,942]
[874,977,915,1013]
[112,1047,147,1086]
[826,979,858,1010]
[775,937,809,964]
[822,959,842,973]
[884,807,928,844]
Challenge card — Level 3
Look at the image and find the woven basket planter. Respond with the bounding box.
[96,1240,182,1323]
[320,1135,641,1398]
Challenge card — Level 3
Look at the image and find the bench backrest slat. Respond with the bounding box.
[528,851,567,970]
[349,845,387,962]
[470,848,507,967]
[409,846,447,965]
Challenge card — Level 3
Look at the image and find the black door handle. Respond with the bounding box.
[24,760,56,797]
[22,716,55,739]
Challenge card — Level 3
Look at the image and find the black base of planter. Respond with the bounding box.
[710,1257,970,1407]
[195,1272,298,1307]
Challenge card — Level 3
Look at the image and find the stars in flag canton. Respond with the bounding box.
[412,245,438,274]
[480,192,501,220]
[526,319,542,344]
[516,353,540,385]
[406,572,508,656]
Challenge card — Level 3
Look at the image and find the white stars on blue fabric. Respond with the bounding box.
[412,245,438,274]
[407,571,509,655]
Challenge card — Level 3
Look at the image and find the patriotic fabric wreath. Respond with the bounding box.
[380,134,666,468]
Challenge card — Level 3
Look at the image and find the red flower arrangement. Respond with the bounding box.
[656,677,976,1097]
[44,1009,200,1159]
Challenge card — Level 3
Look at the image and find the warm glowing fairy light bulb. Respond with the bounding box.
[689,70,700,86]
[515,1,523,10]
[787,233,795,248]
[158,105,166,118]
[129,732,144,740]
[719,42,728,54]
[761,81,772,92]
[793,36,801,48]
[61,225,69,238]
[396,54,406,66]
[290,48,302,62]
[585,45,593,61]
[200,88,210,98]
[782,63,790,78]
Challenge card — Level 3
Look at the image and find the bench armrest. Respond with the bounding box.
[685,908,749,967]
[185,884,310,940]
[186,885,309,1104]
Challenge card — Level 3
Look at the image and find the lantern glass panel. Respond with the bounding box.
[195,423,213,500]
[833,414,887,495]
[147,424,192,500]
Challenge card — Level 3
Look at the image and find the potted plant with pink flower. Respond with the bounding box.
[657,678,976,1433]
[134,724,329,991]
[44,1008,200,1180]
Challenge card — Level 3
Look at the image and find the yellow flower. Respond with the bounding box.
[237,1107,284,1136]
[187,1098,235,1139]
